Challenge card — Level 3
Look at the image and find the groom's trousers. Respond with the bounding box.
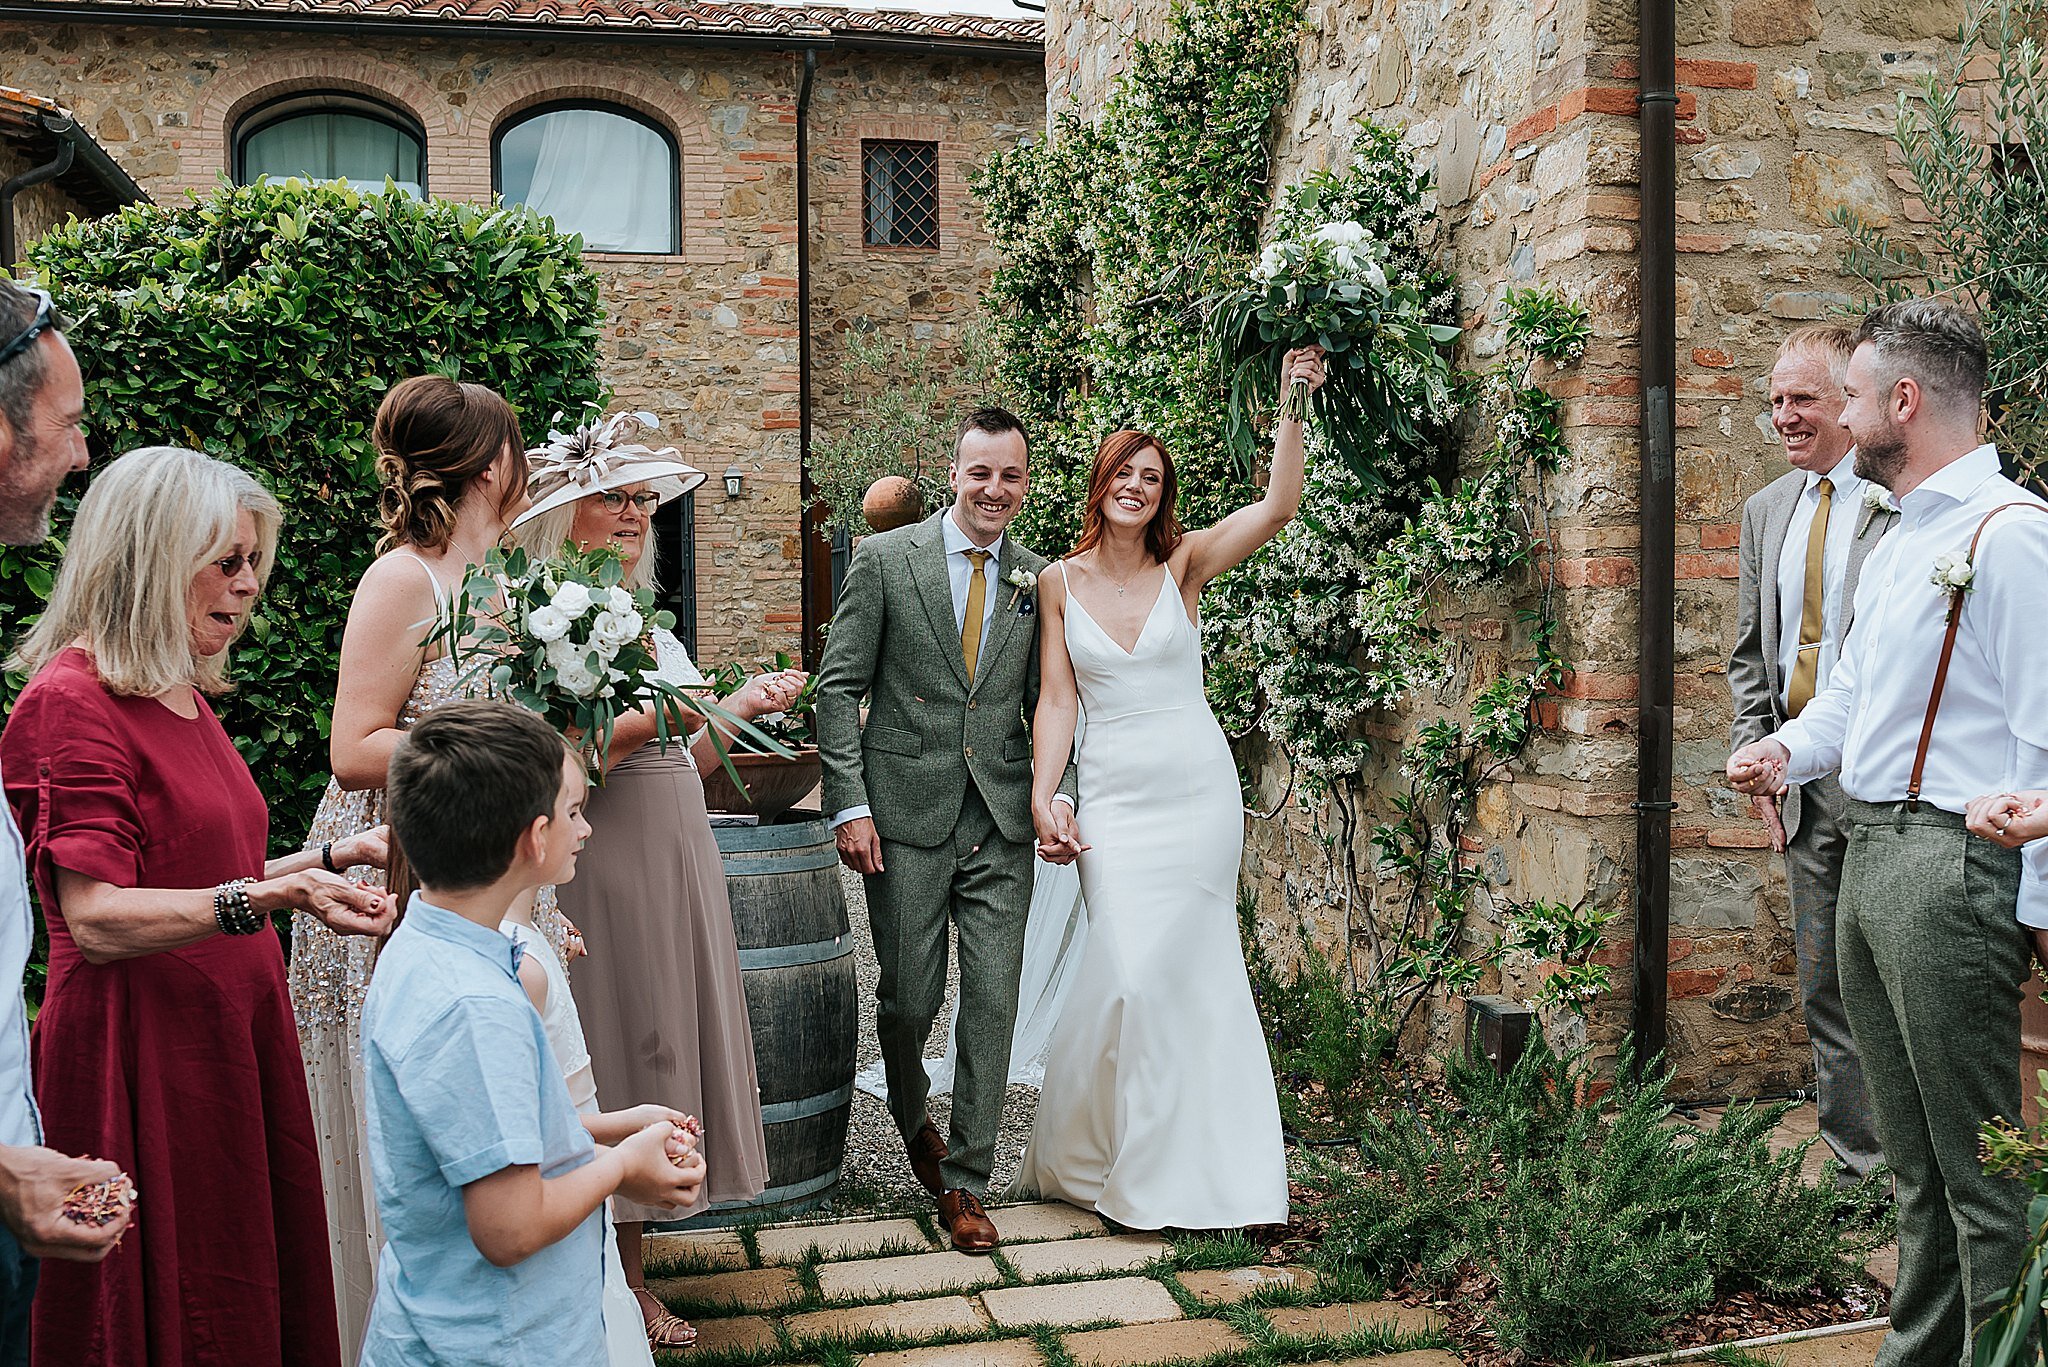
[865,784,1033,1195]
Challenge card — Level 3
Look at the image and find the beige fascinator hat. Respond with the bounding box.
[511,409,707,530]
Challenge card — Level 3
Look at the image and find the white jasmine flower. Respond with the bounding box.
[1930,552,1975,592]
[551,580,594,617]
[527,604,572,643]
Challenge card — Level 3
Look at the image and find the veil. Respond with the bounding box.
[854,842,1089,1099]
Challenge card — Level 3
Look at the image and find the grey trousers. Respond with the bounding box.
[1785,776,1884,1180]
[1839,799,2034,1367]
[864,784,1033,1195]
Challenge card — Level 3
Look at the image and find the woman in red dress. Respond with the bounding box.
[1,446,396,1367]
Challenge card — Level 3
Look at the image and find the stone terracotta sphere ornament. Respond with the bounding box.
[862,474,926,532]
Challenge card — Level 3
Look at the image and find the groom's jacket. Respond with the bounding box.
[816,511,1074,850]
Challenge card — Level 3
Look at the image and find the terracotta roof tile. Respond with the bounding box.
[49,0,1042,44]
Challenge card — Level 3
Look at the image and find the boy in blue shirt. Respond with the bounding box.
[362,701,702,1366]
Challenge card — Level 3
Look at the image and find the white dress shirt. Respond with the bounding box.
[1775,458,1866,710]
[831,510,1067,829]
[0,756,42,1149]
[1776,445,2048,926]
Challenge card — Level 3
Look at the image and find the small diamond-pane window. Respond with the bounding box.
[863,140,940,248]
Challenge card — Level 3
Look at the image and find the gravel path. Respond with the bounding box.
[830,865,1042,1216]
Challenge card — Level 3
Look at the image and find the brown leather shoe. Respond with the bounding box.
[907,1120,947,1196]
[938,1188,1000,1253]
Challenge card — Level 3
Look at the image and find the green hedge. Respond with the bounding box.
[5,180,607,852]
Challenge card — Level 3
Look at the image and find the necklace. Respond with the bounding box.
[1098,559,1144,597]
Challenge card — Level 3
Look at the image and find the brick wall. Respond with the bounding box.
[1050,0,1949,1094]
[3,19,1041,674]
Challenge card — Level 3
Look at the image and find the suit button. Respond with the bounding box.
[964,746,975,758]
[969,700,978,710]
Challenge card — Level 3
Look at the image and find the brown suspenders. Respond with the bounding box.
[1907,500,2048,809]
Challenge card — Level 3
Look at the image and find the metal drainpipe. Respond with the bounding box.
[1630,0,1680,1080]
[796,49,821,667]
[0,124,75,271]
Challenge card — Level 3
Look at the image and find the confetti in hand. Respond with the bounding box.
[62,1172,136,1229]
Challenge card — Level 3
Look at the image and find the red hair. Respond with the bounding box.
[1071,430,1184,563]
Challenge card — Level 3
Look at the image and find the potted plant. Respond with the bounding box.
[699,652,823,820]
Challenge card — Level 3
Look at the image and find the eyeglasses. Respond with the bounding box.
[0,288,54,370]
[598,490,661,514]
[212,551,263,578]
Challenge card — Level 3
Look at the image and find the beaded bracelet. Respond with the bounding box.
[212,878,261,936]
[320,841,338,873]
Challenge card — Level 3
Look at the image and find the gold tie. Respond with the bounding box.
[960,549,991,682]
[1786,476,1832,718]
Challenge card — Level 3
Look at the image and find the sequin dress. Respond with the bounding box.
[290,555,572,1365]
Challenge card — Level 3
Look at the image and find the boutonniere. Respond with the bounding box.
[1857,484,1898,536]
[1930,551,1975,594]
[1006,567,1038,615]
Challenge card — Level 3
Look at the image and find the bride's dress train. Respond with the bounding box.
[1009,567,1287,1230]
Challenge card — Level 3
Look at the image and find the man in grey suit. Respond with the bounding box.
[1727,323,1892,1180]
[816,407,1075,1252]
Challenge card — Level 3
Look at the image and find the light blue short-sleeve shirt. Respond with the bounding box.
[360,896,604,1367]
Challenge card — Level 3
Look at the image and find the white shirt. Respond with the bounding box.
[1775,458,1866,711]
[0,756,42,1148]
[831,510,1066,829]
[1777,445,2048,926]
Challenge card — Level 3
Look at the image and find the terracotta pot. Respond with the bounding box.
[862,475,925,533]
[699,747,824,821]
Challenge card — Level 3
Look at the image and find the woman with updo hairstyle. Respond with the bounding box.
[291,373,561,1364]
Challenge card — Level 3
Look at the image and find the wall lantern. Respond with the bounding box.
[723,464,745,498]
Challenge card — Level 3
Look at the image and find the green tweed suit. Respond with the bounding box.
[816,510,1071,1194]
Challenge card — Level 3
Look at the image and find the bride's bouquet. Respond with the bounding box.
[426,543,785,780]
[1208,216,1460,488]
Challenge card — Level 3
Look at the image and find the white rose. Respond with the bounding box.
[527,604,572,643]
[1930,552,1975,592]
[1363,261,1389,293]
[551,581,594,617]
[557,660,602,698]
[607,585,635,614]
[592,609,642,647]
[1311,220,1370,251]
[1252,242,1287,284]
[546,635,583,669]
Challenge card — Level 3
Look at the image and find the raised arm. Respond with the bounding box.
[1031,566,1085,864]
[1176,347,1325,592]
[329,554,444,791]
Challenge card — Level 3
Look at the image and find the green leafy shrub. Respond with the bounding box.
[1306,1044,1895,1359]
[9,179,605,851]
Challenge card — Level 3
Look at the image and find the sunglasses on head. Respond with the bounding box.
[211,551,263,578]
[598,490,661,514]
[0,288,54,370]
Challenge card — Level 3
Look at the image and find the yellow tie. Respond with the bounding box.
[961,549,990,682]
[1786,476,1832,718]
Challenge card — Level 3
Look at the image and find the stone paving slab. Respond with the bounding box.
[1061,1318,1248,1367]
[689,1315,783,1354]
[818,1248,1004,1301]
[1005,1235,1171,1281]
[786,1296,988,1342]
[652,1266,804,1311]
[1173,1266,1317,1305]
[986,1202,1108,1244]
[982,1276,1184,1330]
[1323,1353,1465,1367]
[758,1217,935,1266]
[644,1228,750,1271]
[858,1339,1046,1367]
[1263,1302,1443,1338]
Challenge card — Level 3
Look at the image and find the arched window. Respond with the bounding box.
[495,104,679,254]
[235,94,425,196]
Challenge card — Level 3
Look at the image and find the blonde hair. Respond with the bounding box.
[373,375,526,554]
[508,481,659,593]
[11,446,281,696]
[1776,324,1857,391]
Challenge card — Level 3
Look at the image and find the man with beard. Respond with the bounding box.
[1730,296,2047,1367]
[1727,324,1889,1184]
[0,279,126,1363]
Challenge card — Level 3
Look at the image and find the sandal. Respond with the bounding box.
[634,1287,697,1351]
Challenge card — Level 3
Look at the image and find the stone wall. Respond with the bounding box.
[1,19,1041,671]
[1049,0,1948,1094]
[0,144,87,257]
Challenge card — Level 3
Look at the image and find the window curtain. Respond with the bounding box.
[242,113,422,197]
[511,110,674,253]
[864,148,902,244]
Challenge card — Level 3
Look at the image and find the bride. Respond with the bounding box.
[1013,346,1323,1231]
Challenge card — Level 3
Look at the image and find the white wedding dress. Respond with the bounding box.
[1009,567,1288,1229]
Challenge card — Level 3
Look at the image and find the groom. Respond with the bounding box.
[816,407,1074,1252]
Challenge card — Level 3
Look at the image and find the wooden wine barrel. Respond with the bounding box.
[673,811,856,1227]
[2022,970,2048,1128]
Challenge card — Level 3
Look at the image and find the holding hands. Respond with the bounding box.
[1726,739,1791,797]
[730,668,808,722]
[1967,790,2048,847]
[1032,800,1089,866]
